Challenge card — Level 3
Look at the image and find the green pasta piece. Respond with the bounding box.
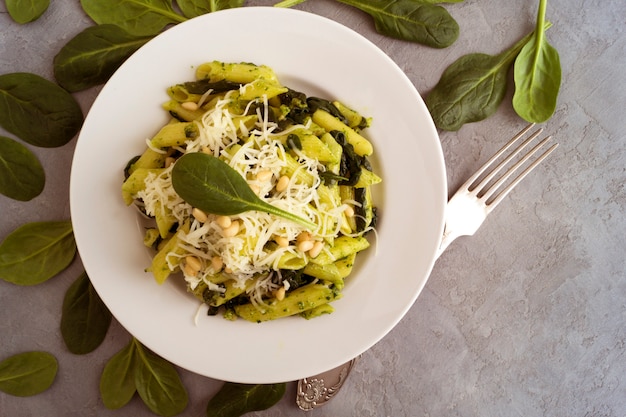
[121,167,163,205]
[310,235,370,266]
[234,283,339,323]
[150,122,199,148]
[300,303,335,319]
[196,61,278,84]
[312,109,373,156]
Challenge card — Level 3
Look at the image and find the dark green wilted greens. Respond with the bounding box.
[334,0,459,48]
[0,73,83,147]
[0,351,58,397]
[171,152,316,229]
[206,382,286,417]
[5,0,50,24]
[512,0,561,123]
[177,0,244,18]
[80,0,186,36]
[100,338,188,416]
[61,272,112,354]
[0,136,45,201]
[0,221,76,285]
[54,25,152,92]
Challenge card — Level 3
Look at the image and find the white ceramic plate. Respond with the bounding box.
[70,7,446,383]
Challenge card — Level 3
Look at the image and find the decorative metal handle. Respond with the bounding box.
[296,357,359,411]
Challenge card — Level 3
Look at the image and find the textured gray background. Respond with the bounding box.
[1,0,625,416]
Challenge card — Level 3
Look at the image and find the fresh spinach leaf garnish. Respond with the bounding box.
[512,0,561,123]
[100,340,137,409]
[176,0,244,18]
[205,382,286,417]
[0,73,83,148]
[171,152,316,229]
[100,338,188,416]
[80,0,186,36]
[334,0,460,48]
[61,272,112,354]
[0,221,76,286]
[5,0,50,24]
[425,21,553,131]
[0,136,45,201]
[0,351,58,397]
[54,25,153,93]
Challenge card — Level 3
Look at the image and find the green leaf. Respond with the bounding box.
[134,340,188,417]
[512,0,561,123]
[0,351,58,397]
[0,135,45,201]
[100,340,138,409]
[5,0,50,24]
[54,25,153,93]
[171,152,316,229]
[335,0,459,48]
[0,73,84,148]
[0,221,76,285]
[206,382,286,417]
[176,0,244,18]
[61,272,112,354]
[80,0,186,36]
[425,26,544,131]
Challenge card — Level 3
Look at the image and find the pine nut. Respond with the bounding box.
[296,231,312,243]
[224,267,233,274]
[274,235,289,247]
[185,256,202,272]
[216,215,232,229]
[274,287,286,301]
[192,208,208,223]
[308,241,324,258]
[211,256,223,271]
[164,156,176,168]
[221,220,240,237]
[297,240,315,252]
[256,170,272,182]
[276,175,290,192]
[181,101,199,111]
[344,205,355,217]
[182,262,199,277]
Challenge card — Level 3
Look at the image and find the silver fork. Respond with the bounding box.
[296,124,558,411]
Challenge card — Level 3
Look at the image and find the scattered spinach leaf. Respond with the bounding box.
[334,0,459,48]
[79,0,186,36]
[425,22,551,131]
[0,351,58,397]
[5,0,50,24]
[0,221,76,285]
[176,0,244,18]
[0,136,45,201]
[206,382,286,417]
[171,152,316,229]
[512,0,561,123]
[100,340,137,409]
[54,24,153,92]
[133,339,189,417]
[61,272,112,354]
[0,73,83,148]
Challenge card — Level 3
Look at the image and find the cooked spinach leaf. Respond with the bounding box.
[171,152,316,229]
[512,0,561,123]
[61,272,112,354]
[0,73,83,148]
[176,0,244,18]
[205,382,286,417]
[334,0,459,48]
[54,24,153,92]
[0,221,76,285]
[5,0,50,24]
[0,351,58,397]
[80,0,186,36]
[100,340,137,410]
[0,136,45,201]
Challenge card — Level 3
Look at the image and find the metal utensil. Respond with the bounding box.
[296,124,558,410]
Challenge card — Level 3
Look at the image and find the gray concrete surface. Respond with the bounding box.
[1,0,625,416]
